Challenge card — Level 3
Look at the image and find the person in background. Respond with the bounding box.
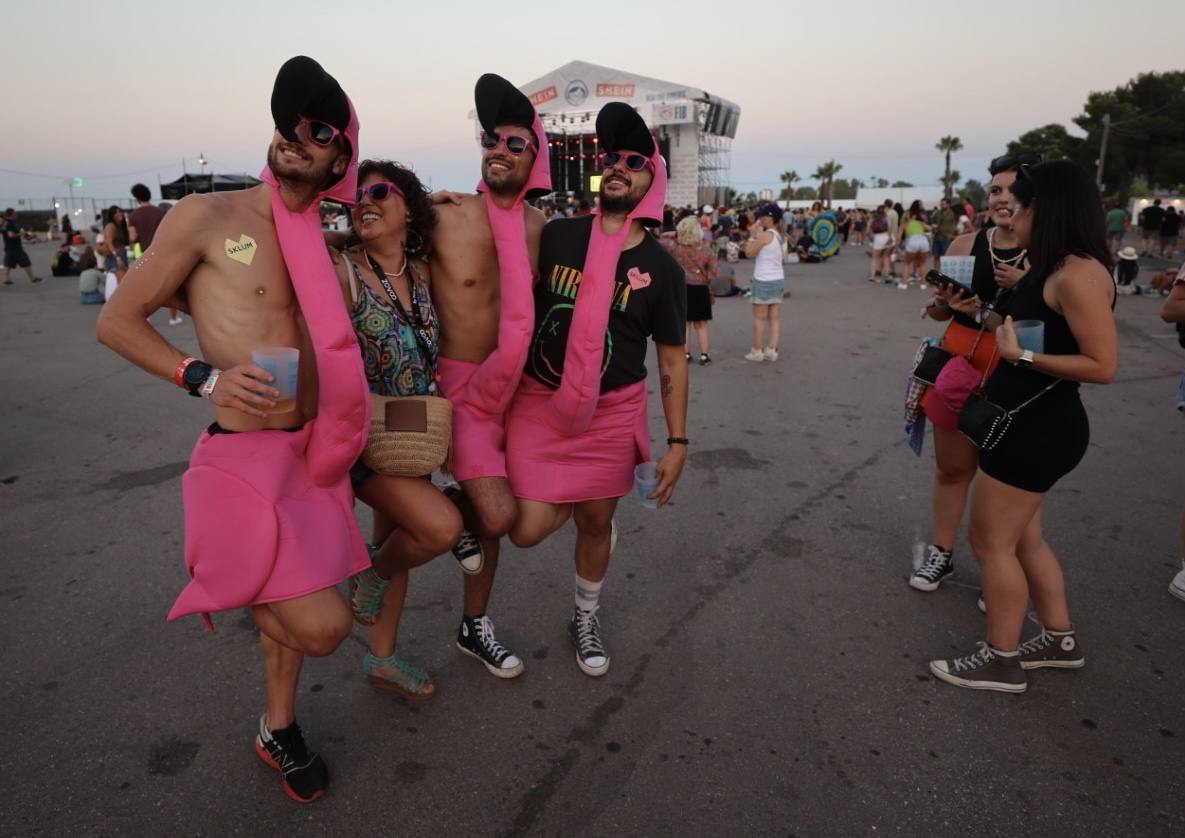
[1159,206,1180,259]
[744,203,786,361]
[709,247,741,297]
[1104,202,1128,254]
[932,197,957,273]
[129,184,177,324]
[102,206,129,273]
[664,215,717,365]
[79,266,106,304]
[3,208,42,285]
[1139,198,1164,256]
[1114,246,1140,294]
[868,205,893,281]
[897,200,931,289]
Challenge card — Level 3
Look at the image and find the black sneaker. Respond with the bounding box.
[569,606,610,677]
[929,642,1027,693]
[254,715,329,803]
[1017,628,1085,670]
[450,531,484,575]
[456,614,524,679]
[909,545,953,591]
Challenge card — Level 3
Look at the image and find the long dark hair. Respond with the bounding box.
[908,199,925,220]
[1011,160,1112,281]
[353,159,437,257]
[105,205,129,247]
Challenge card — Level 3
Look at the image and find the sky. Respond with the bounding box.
[3,0,1184,209]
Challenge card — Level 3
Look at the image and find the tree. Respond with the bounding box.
[941,169,961,197]
[812,160,843,207]
[891,180,914,188]
[724,187,738,205]
[1004,124,1083,162]
[936,136,963,200]
[959,179,987,211]
[871,176,890,188]
[794,184,818,200]
[779,170,800,201]
[831,178,864,200]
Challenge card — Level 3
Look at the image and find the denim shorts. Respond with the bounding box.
[751,279,785,304]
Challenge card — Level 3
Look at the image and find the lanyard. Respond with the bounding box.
[365,253,438,389]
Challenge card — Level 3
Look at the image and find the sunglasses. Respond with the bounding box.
[601,151,652,172]
[480,131,535,155]
[989,152,1043,174]
[293,114,343,147]
[355,181,405,204]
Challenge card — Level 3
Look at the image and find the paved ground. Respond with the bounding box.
[2,239,1184,837]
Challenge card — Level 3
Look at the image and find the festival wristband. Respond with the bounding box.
[667,437,689,446]
[174,356,197,389]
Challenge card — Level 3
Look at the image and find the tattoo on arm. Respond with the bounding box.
[661,373,673,398]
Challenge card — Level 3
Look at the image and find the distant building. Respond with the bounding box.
[471,60,740,209]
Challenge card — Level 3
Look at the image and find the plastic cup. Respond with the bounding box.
[251,347,300,413]
[1012,320,1045,353]
[634,462,659,509]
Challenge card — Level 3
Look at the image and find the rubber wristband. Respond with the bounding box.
[174,356,197,389]
[667,437,689,446]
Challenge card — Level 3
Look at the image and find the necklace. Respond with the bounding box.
[987,227,1026,268]
[365,249,407,278]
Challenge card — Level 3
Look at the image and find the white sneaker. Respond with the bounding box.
[1170,561,1185,602]
[763,347,778,362]
[168,316,184,326]
[744,349,765,362]
[897,282,908,290]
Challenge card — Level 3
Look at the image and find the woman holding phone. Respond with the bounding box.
[928,160,1117,693]
[909,155,1037,593]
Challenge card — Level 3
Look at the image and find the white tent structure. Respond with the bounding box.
[473,60,740,208]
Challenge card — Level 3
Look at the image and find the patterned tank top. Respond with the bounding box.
[346,252,440,398]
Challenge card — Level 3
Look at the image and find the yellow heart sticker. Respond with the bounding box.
[224,234,257,266]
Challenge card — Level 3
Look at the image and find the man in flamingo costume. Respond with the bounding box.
[507,102,690,677]
[97,56,368,804]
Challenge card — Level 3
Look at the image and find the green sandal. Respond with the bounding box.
[348,562,389,626]
[363,650,437,700]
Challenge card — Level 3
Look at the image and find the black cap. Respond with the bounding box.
[475,73,535,134]
[271,56,350,144]
[596,102,655,156]
[754,202,784,221]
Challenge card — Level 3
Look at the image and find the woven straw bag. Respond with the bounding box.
[362,393,452,477]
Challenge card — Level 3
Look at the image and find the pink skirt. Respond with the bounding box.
[168,423,370,629]
[438,356,509,482]
[506,378,651,504]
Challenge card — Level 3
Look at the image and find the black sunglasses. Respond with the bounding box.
[480,131,534,155]
[989,152,1043,174]
[601,151,652,172]
[295,115,343,147]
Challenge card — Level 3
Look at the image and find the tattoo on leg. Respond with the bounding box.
[661,373,673,398]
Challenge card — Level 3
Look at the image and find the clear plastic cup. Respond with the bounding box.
[634,462,659,509]
[1012,320,1045,353]
[251,347,300,413]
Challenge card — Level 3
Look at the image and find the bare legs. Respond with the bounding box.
[968,471,1071,651]
[510,497,619,583]
[453,477,517,618]
[752,304,767,351]
[930,425,979,551]
[685,321,711,357]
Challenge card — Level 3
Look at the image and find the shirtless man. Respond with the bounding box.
[97,56,367,804]
[430,73,549,678]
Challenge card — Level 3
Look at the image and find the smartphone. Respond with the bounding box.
[927,270,975,298]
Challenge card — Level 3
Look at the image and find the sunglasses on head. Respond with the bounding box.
[292,114,343,148]
[480,131,535,155]
[356,181,405,204]
[989,152,1043,174]
[601,151,652,172]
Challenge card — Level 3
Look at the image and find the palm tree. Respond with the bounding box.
[936,136,963,200]
[812,160,843,208]
[779,170,800,202]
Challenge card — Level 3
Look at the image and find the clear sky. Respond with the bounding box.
[3,0,1183,207]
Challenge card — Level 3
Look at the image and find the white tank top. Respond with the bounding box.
[753,230,784,282]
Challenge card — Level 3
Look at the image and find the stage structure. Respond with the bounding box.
[471,61,740,208]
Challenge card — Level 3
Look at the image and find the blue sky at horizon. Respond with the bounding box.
[3,0,1183,206]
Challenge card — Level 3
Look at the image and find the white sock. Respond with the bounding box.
[575,574,603,613]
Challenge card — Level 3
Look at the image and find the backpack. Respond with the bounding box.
[871,217,888,234]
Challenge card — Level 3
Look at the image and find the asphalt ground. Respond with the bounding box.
[2,238,1183,837]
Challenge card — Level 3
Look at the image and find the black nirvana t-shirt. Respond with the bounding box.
[526,216,686,394]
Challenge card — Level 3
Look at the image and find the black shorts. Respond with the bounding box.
[978,391,1089,493]
[3,249,30,269]
[686,284,713,322]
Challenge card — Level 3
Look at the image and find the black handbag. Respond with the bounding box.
[912,344,954,386]
[957,381,1060,451]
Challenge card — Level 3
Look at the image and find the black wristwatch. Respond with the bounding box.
[182,360,214,397]
[667,437,689,446]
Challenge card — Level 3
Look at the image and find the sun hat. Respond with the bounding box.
[1118,246,1138,261]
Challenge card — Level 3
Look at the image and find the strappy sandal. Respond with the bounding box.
[348,547,388,626]
[363,650,437,699]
